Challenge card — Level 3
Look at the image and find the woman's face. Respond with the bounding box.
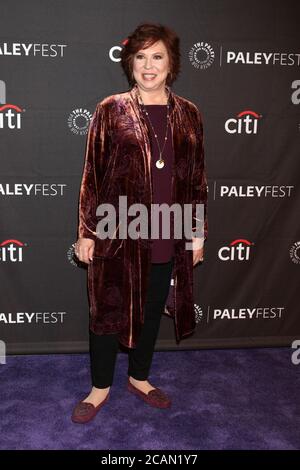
[132,40,170,92]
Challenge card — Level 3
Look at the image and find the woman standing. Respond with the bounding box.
[72,23,208,423]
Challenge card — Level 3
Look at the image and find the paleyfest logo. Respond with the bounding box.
[0,80,24,130]
[0,42,67,57]
[226,50,300,66]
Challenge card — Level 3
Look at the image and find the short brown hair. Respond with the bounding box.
[120,22,181,87]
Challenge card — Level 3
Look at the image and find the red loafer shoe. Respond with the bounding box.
[71,392,110,424]
[127,379,171,409]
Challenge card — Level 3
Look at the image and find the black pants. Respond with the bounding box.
[89,257,174,388]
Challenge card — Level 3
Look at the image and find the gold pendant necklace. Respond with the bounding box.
[156,158,165,169]
[137,85,170,170]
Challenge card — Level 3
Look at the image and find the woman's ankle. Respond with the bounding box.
[92,385,110,393]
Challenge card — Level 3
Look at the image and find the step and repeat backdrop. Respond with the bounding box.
[1,0,300,353]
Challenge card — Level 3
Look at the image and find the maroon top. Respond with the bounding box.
[143,105,175,263]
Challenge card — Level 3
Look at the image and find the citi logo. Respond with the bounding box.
[0,239,26,262]
[0,80,24,129]
[218,239,254,261]
[225,110,262,134]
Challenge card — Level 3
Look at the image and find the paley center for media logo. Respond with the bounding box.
[68,243,81,266]
[188,42,215,69]
[68,107,93,135]
[0,80,24,129]
[194,304,204,323]
[225,110,262,134]
[0,239,27,262]
[290,241,300,265]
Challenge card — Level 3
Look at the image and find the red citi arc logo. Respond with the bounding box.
[0,104,23,129]
[225,110,261,134]
[0,239,26,262]
[218,239,254,261]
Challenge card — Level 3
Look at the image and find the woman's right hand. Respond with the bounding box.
[74,238,95,264]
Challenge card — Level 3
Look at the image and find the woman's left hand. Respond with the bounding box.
[192,237,204,266]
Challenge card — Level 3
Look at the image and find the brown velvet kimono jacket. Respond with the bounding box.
[78,84,208,349]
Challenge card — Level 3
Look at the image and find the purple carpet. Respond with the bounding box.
[0,348,299,450]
